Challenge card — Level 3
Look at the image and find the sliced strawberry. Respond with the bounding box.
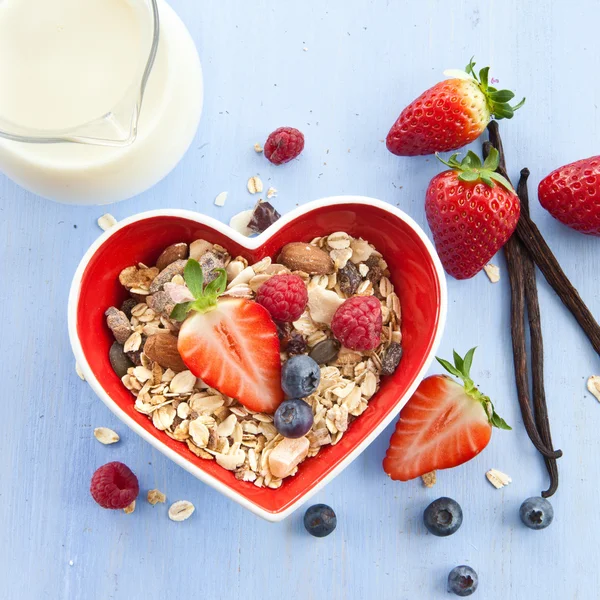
[170,259,283,413]
[383,348,509,481]
[178,298,283,413]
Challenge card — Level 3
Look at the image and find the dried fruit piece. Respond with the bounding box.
[421,471,437,488]
[168,500,195,522]
[268,436,309,478]
[93,427,120,445]
[278,242,334,275]
[105,307,132,344]
[483,263,501,283]
[381,342,403,376]
[120,298,137,319]
[338,261,361,295]
[97,213,117,231]
[147,489,166,505]
[248,200,281,234]
[119,265,158,291]
[144,334,187,372]
[199,250,226,284]
[149,259,187,293]
[156,243,188,271]
[587,376,600,402]
[283,333,307,355]
[247,176,263,194]
[309,339,340,364]
[486,468,512,489]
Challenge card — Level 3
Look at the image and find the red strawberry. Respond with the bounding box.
[386,59,524,156]
[383,348,510,481]
[425,148,521,279]
[172,260,284,413]
[538,155,600,236]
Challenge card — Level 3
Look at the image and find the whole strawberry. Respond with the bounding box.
[386,59,524,156]
[538,155,600,236]
[425,148,521,279]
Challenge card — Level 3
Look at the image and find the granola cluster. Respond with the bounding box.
[106,232,402,488]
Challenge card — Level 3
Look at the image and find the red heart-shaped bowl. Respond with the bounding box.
[68,196,447,521]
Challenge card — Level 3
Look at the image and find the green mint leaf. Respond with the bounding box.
[170,301,194,322]
[204,268,228,297]
[482,147,499,171]
[436,357,462,378]
[463,347,476,378]
[488,89,515,103]
[184,259,204,299]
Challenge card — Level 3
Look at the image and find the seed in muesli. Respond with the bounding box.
[106,231,402,487]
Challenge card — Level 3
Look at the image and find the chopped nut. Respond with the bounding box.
[93,427,120,445]
[268,436,309,478]
[149,259,187,293]
[421,471,437,488]
[486,468,512,489]
[587,376,600,402]
[229,210,254,236]
[168,500,195,522]
[254,143,263,153]
[147,489,166,505]
[123,500,136,514]
[156,243,188,271]
[247,176,263,194]
[214,191,228,207]
[189,239,213,261]
[97,213,117,231]
[483,263,501,283]
[266,187,277,199]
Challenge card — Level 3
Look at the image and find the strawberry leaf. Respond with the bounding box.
[184,259,204,299]
[436,357,462,378]
[488,89,515,103]
[482,147,500,171]
[170,301,194,322]
[453,350,464,372]
[490,411,512,430]
[462,347,476,378]
[204,268,227,297]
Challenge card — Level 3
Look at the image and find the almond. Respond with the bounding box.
[277,242,334,275]
[144,334,187,372]
[156,243,189,271]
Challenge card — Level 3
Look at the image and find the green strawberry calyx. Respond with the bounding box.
[170,259,227,321]
[447,58,525,120]
[436,147,515,192]
[436,347,511,431]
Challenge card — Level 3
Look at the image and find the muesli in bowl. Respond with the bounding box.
[106,232,403,489]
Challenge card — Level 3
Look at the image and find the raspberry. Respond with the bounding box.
[264,127,304,165]
[256,274,308,322]
[90,461,139,509]
[331,296,382,351]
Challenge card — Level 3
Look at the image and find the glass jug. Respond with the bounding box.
[0,0,203,205]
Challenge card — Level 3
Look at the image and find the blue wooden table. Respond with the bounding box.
[1,1,599,598]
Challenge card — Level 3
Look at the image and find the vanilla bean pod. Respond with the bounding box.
[482,139,561,462]
[487,121,600,357]
[516,169,559,497]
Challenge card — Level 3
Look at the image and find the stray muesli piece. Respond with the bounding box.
[214,191,228,207]
[229,210,255,236]
[123,500,136,514]
[486,468,512,489]
[587,376,600,402]
[247,176,263,194]
[75,362,86,381]
[248,199,281,234]
[93,427,120,445]
[421,471,437,488]
[168,500,195,522]
[97,213,117,231]
[483,263,501,283]
[147,489,167,505]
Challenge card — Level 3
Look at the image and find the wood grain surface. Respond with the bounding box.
[1,1,598,598]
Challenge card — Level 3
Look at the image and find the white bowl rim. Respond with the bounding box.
[68,195,448,522]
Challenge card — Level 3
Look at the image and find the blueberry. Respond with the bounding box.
[519,497,554,530]
[423,497,463,537]
[303,504,337,537]
[447,566,478,596]
[274,399,314,438]
[281,355,320,398]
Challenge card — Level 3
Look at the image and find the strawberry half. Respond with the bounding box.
[538,155,600,236]
[386,58,524,156]
[383,348,510,481]
[425,148,521,279]
[171,260,283,413]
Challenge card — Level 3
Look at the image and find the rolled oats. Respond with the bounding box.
[93,427,120,445]
[168,500,195,522]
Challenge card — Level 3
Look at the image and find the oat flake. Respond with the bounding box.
[97,213,117,231]
[168,500,195,521]
[93,427,120,445]
[247,176,263,194]
[486,468,512,489]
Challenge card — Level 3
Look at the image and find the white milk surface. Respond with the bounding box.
[0,0,203,204]
[0,0,143,130]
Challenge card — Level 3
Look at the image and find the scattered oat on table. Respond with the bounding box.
[587,376,600,402]
[75,362,86,381]
[486,468,512,489]
[303,47,308,51]
[123,500,136,514]
[266,187,277,199]
[93,427,120,445]
[147,489,166,505]
[254,143,263,153]
[421,471,437,487]
[247,176,263,194]
[483,263,500,283]
[168,500,195,522]
[229,210,255,236]
[97,213,117,231]
[214,191,228,207]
